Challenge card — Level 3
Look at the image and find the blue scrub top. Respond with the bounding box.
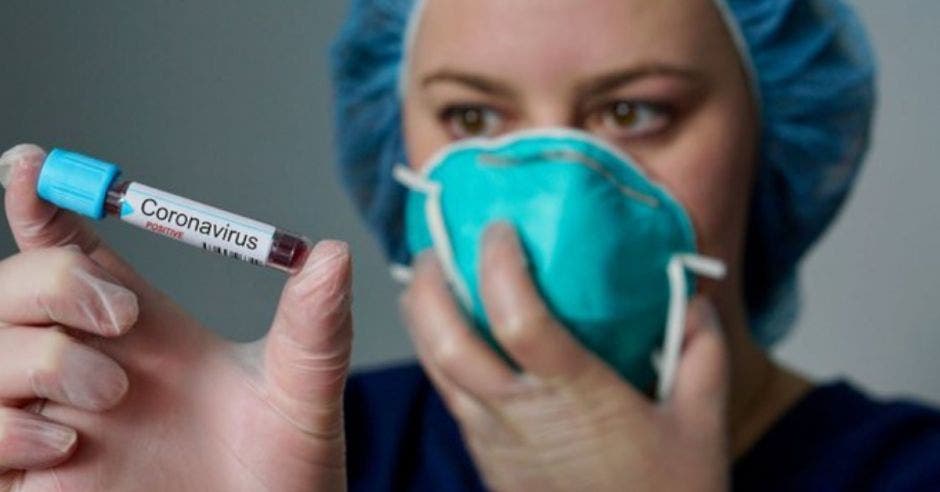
[344,364,940,491]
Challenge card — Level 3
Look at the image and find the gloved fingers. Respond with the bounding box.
[0,407,77,472]
[263,240,353,439]
[1,145,101,254]
[0,326,129,411]
[406,320,515,444]
[479,223,629,393]
[400,273,476,412]
[1,144,142,290]
[0,247,139,337]
[408,320,487,424]
[669,297,730,436]
[401,251,520,401]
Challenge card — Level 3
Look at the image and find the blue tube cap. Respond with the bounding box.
[37,149,121,220]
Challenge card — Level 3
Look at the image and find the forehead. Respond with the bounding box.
[410,0,730,77]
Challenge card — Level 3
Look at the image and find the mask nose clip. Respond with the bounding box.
[479,148,660,208]
[478,149,585,166]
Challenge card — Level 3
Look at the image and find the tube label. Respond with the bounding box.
[119,183,275,266]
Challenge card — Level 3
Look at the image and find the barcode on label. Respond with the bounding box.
[201,242,262,266]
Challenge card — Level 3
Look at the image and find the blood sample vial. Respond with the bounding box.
[36,149,313,273]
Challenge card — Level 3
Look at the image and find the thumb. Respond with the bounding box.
[264,240,353,436]
[1,144,143,290]
[670,298,730,436]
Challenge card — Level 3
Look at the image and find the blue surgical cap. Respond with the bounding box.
[329,0,876,346]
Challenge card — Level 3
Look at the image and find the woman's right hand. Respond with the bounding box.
[0,144,354,491]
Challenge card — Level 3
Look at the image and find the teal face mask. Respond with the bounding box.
[394,129,725,398]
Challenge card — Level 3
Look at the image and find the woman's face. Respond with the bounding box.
[403,0,757,293]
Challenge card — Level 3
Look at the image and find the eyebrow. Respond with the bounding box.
[573,64,701,99]
[420,64,700,100]
[420,70,518,98]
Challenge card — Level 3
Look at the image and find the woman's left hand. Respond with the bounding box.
[400,223,730,492]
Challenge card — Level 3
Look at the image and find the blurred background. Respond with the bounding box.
[1,1,937,402]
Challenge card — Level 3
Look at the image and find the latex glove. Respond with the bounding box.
[0,144,352,492]
[401,223,729,492]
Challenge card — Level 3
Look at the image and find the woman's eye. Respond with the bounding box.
[440,106,504,139]
[591,101,671,140]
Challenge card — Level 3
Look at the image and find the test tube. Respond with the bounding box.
[33,149,311,273]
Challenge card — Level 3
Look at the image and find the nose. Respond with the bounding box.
[518,98,580,131]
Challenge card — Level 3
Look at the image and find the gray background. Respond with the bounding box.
[1,1,937,403]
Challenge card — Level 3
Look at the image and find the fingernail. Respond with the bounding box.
[33,344,129,411]
[0,144,44,189]
[412,251,450,294]
[296,240,350,298]
[74,268,140,336]
[689,298,720,330]
[413,250,439,274]
[302,240,349,275]
[2,414,77,458]
[0,159,11,189]
[96,283,139,336]
[482,222,524,269]
[483,221,516,247]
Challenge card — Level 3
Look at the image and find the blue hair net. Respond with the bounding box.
[329,0,876,346]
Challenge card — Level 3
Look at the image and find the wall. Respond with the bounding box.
[1,0,937,403]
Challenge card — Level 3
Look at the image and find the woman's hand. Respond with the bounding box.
[0,144,353,491]
[401,223,730,492]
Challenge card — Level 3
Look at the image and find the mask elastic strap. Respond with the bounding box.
[656,254,727,400]
[392,165,473,305]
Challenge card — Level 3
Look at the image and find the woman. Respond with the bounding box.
[333,0,940,490]
[0,1,936,492]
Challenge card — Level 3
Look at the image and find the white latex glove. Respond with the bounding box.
[0,144,353,492]
[401,223,730,492]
